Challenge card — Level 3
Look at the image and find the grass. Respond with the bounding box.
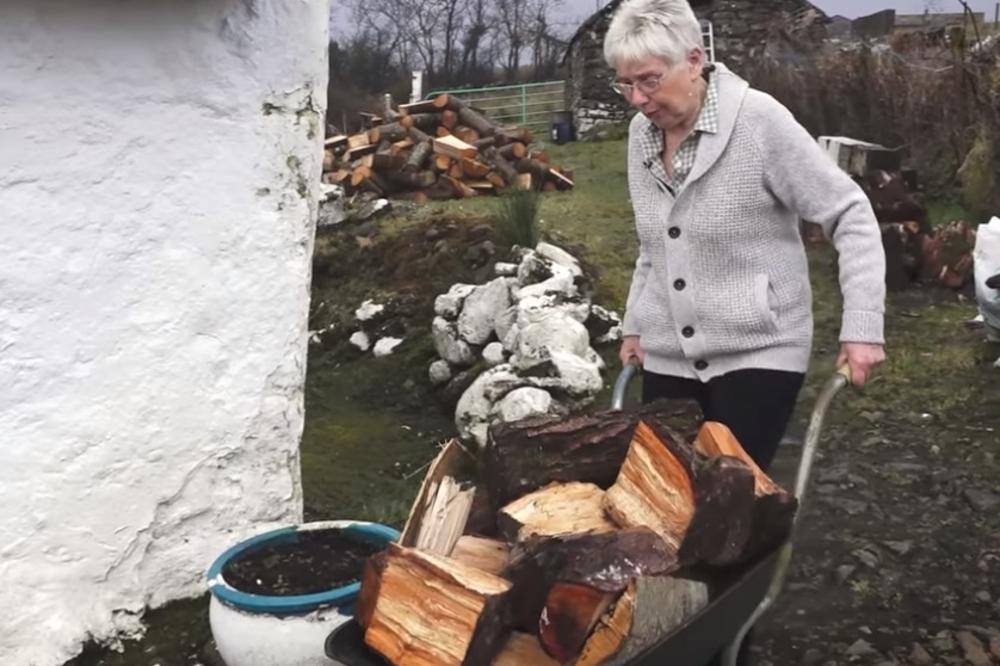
[496,187,542,248]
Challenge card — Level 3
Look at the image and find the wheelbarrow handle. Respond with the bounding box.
[611,358,642,411]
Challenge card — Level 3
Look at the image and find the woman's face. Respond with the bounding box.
[614,51,704,131]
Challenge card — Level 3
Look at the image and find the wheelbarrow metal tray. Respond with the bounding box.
[323,546,780,666]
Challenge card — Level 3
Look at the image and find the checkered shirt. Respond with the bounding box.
[637,70,720,195]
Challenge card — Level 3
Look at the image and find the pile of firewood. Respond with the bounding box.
[353,406,797,665]
[322,94,575,202]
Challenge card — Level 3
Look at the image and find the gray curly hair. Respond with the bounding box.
[603,0,704,69]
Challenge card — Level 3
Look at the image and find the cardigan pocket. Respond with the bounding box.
[754,273,779,332]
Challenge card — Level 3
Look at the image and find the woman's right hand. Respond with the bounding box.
[619,335,645,367]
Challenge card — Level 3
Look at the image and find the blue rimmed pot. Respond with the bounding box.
[207,520,399,666]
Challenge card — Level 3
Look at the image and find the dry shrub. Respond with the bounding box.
[744,41,999,200]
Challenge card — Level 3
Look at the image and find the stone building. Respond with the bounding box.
[0,1,328,663]
[564,0,828,135]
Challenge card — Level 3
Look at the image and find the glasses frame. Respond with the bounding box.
[610,71,667,98]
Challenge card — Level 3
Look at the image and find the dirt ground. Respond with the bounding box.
[69,153,1000,665]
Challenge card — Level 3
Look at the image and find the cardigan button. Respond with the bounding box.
[682,326,695,338]
[694,360,709,370]
[674,279,686,291]
[668,227,681,239]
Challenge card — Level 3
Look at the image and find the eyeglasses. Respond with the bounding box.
[610,72,666,98]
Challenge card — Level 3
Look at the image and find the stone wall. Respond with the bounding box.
[0,1,328,663]
[566,0,827,135]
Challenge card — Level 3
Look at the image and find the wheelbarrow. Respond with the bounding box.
[325,363,852,666]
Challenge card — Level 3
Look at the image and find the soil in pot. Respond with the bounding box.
[223,529,384,596]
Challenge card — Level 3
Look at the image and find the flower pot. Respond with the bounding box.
[207,520,399,666]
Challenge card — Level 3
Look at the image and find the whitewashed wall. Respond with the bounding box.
[0,1,328,663]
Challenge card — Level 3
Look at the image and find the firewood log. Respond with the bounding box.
[434,134,478,160]
[530,150,551,164]
[460,158,492,179]
[398,93,457,114]
[473,136,498,150]
[458,105,498,137]
[400,439,477,551]
[390,137,414,156]
[346,143,379,162]
[400,112,440,131]
[454,125,482,144]
[351,165,389,196]
[498,142,527,160]
[485,406,689,509]
[434,154,454,173]
[677,456,755,566]
[539,582,619,663]
[574,581,636,666]
[502,528,677,632]
[347,132,371,149]
[485,171,507,189]
[515,173,534,190]
[404,140,433,172]
[482,147,519,188]
[372,151,406,172]
[450,535,510,576]
[369,122,407,144]
[542,181,558,193]
[499,127,533,145]
[448,162,465,180]
[355,550,388,629]
[437,126,453,138]
[441,109,459,130]
[444,175,478,198]
[324,134,349,150]
[353,153,375,169]
[695,422,779,496]
[602,421,696,551]
[323,149,335,172]
[549,169,575,190]
[492,633,559,666]
[363,543,513,666]
[497,482,616,543]
[386,169,436,190]
[515,158,550,185]
[466,180,496,194]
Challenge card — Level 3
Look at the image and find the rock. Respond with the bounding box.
[482,342,506,367]
[349,331,371,352]
[495,387,553,423]
[458,278,511,345]
[884,540,914,556]
[516,294,590,325]
[469,223,493,239]
[373,337,403,357]
[494,262,518,276]
[464,240,496,267]
[845,639,880,657]
[352,198,391,222]
[975,590,991,602]
[955,631,991,666]
[546,349,604,397]
[535,241,583,278]
[932,631,955,653]
[517,264,578,301]
[355,299,385,322]
[853,547,881,568]
[516,250,553,285]
[513,311,591,369]
[493,305,518,345]
[989,637,1000,661]
[317,198,347,227]
[428,360,452,386]
[909,643,933,666]
[434,283,476,319]
[964,488,1000,512]
[836,498,870,516]
[587,304,623,344]
[431,317,476,367]
[835,564,857,584]
[801,648,824,665]
[454,365,525,448]
[442,368,479,405]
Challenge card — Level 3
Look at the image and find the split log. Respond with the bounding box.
[326,168,351,186]
[530,150,551,164]
[549,169,575,190]
[400,439,477,550]
[323,149,335,172]
[485,405,689,509]
[347,132,371,149]
[539,582,619,663]
[541,181,558,193]
[458,105,498,136]
[436,126,453,138]
[694,422,796,560]
[351,165,389,196]
[441,109,459,130]
[363,543,512,666]
[401,112,440,131]
[444,175,478,199]
[515,158,550,185]
[677,456,755,566]
[500,127,533,145]
[498,142,527,160]
[434,134,478,160]
[515,173,534,191]
[413,475,476,555]
[324,134,349,150]
[602,420,697,551]
[390,137,414,156]
[386,169,436,190]
[355,550,388,629]
[460,158,492,179]
[398,93,457,115]
[450,535,510,576]
[454,125,482,144]
[372,152,406,172]
[485,171,507,189]
[404,140,433,173]
[369,122,407,144]
[353,153,375,169]
[497,481,616,543]
[448,161,465,180]
[346,143,379,162]
[466,180,496,194]
[482,147,519,188]
[502,527,677,632]
[575,581,636,666]
[434,154,454,173]
[492,633,560,666]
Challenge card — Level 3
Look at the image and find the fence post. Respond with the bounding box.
[521,85,527,126]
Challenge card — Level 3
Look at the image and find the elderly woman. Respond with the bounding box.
[606,0,887,472]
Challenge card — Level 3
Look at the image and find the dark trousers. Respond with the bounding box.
[642,368,805,470]
[642,368,805,666]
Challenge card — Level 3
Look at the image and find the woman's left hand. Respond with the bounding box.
[837,342,886,386]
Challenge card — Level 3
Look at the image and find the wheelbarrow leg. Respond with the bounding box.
[720,367,851,666]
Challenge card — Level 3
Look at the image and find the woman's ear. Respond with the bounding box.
[687,48,704,81]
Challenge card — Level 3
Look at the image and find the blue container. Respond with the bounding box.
[551,111,576,145]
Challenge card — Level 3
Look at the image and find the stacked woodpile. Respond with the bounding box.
[322,94,575,202]
[353,407,797,665]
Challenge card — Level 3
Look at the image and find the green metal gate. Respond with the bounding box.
[426,80,566,135]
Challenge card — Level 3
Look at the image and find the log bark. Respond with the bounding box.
[460,158,492,179]
[400,112,440,131]
[400,439,477,550]
[575,581,636,666]
[602,421,697,551]
[695,422,780,496]
[386,169,436,190]
[549,169,575,190]
[485,405,687,509]
[346,143,379,162]
[369,122,407,144]
[498,142,527,160]
[497,481,616,543]
[515,158,550,186]
[372,151,406,172]
[434,154,454,173]
[404,140,433,172]
[347,132,371,149]
[482,147,519,189]
[441,109,459,130]
[454,126,481,144]
[363,543,512,666]
[458,105,498,136]
[325,134,349,150]
[473,136,498,150]
[500,127,534,145]
[398,93,456,114]
[450,535,510,576]
[351,166,390,196]
[444,175,478,198]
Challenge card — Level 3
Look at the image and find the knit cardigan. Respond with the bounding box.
[623,63,885,380]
